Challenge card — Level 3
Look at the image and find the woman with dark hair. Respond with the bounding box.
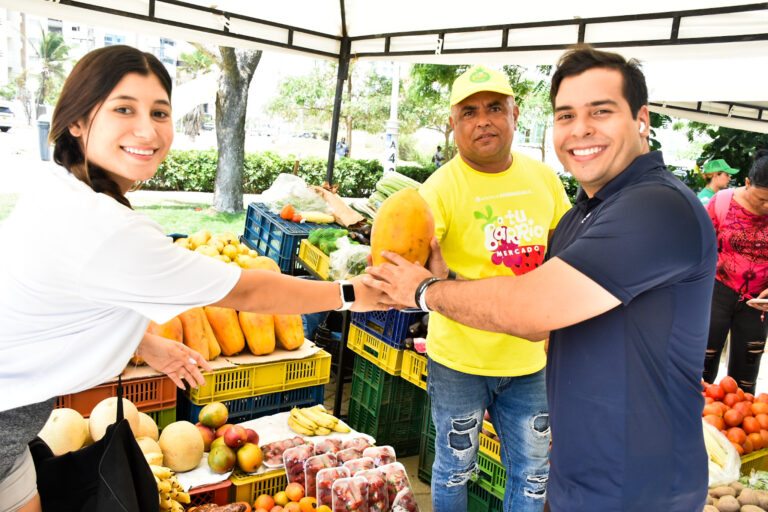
[702,149,768,394]
[0,45,380,512]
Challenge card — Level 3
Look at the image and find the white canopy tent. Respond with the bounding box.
[5,0,768,177]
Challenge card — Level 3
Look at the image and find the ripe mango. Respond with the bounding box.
[371,188,435,266]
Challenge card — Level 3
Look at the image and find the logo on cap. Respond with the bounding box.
[469,69,491,83]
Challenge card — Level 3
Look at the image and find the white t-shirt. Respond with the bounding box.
[0,166,241,411]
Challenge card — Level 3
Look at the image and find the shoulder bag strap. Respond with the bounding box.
[116,375,125,423]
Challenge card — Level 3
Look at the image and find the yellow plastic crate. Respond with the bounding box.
[741,448,768,475]
[298,239,331,280]
[229,468,287,503]
[186,350,332,404]
[401,350,428,390]
[347,324,404,376]
[479,423,501,463]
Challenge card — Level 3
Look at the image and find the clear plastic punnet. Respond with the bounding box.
[315,437,343,455]
[377,462,414,509]
[316,466,351,508]
[342,456,375,475]
[282,444,315,486]
[337,448,364,465]
[362,445,396,467]
[341,436,372,452]
[332,476,370,512]
[354,469,389,512]
[304,453,338,500]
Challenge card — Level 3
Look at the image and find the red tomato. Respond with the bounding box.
[291,214,303,223]
[706,384,725,401]
[753,402,768,416]
[724,409,744,428]
[732,441,745,455]
[737,388,745,401]
[704,397,714,405]
[280,204,295,220]
[748,432,764,451]
[720,376,738,394]
[743,416,761,434]
[702,404,723,417]
[723,393,739,408]
[757,414,768,430]
[704,415,725,431]
[734,402,754,418]
[744,437,754,454]
[746,393,756,403]
[757,393,768,404]
[727,427,747,445]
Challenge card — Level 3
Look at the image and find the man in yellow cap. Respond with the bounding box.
[416,65,570,512]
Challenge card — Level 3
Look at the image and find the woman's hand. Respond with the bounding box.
[747,289,768,312]
[137,332,212,389]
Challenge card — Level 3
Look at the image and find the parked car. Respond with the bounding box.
[0,101,15,132]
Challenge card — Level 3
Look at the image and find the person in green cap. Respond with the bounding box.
[698,158,739,205]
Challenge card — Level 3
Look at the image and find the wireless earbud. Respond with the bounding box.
[639,122,646,132]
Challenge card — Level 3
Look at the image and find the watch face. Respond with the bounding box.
[341,283,356,302]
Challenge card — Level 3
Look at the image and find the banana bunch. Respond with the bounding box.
[288,405,351,436]
[151,464,190,512]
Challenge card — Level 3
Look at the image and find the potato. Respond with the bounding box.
[715,495,740,512]
[740,488,761,507]
[711,486,737,498]
[758,491,768,510]
[730,481,744,494]
[706,495,715,505]
[703,506,718,512]
[740,505,766,512]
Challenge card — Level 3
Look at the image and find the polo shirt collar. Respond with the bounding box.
[573,151,665,213]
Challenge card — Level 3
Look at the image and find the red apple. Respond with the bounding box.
[195,422,216,451]
[245,428,259,445]
[223,424,248,449]
[216,423,234,438]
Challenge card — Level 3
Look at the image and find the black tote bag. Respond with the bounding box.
[28,378,159,512]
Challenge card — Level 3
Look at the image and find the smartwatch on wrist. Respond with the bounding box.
[335,280,356,311]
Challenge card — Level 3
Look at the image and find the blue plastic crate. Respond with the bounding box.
[350,310,426,350]
[176,385,325,424]
[241,202,333,274]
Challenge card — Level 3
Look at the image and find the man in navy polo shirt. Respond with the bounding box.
[363,45,716,511]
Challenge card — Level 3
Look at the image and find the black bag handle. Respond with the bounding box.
[116,375,124,423]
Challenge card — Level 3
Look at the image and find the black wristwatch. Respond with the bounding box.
[335,280,356,311]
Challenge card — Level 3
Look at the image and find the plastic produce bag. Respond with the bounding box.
[703,419,740,487]
[329,237,371,280]
[261,173,330,213]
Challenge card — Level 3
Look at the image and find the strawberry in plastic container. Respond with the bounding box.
[315,437,343,455]
[391,486,420,512]
[283,444,315,486]
[304,453,338,500]
[341,436,371,452]
[377,462,411,506]
[354,469,389,512]
[342,456,374,475]
[337,448,363,465]
[332,476,369,512]
[316,466,351,508]
[262,437,310,467]
[362,446,396,467]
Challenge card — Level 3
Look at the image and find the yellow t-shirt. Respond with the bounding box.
[419,152,571,376]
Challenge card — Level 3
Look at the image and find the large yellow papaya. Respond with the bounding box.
[204,306,245,357]
[202,311,222,360]
[238,311,276,355]
[177,308,211,360]
[273,314,304,351]
[370,188,435,266]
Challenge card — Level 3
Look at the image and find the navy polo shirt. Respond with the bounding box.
[545,152,716,512]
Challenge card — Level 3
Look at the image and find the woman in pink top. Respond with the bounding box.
[702,149,768,393]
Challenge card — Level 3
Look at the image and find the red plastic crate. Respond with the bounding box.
[56,375,176,417]
[189,479,232,507]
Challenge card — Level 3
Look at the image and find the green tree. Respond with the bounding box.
[683,123,768,186]
[28,28,70,118]
[177,50,215,139]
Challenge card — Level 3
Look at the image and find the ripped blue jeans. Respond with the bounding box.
[427,359,550,512]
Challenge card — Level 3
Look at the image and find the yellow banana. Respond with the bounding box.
[301,407,337,429]
[150,465,173,480]
[332,421,351,433]
[157,480,172,494]
[288,415,315,436]
[290,407,319,430]
[314,427,331,436]
[175,492,190,504]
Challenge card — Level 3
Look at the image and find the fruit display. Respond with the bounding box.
[701,480,768,512]
[332,476,370,512]
[37,408,89,456]
[288,405,351,436]
[284,444,316,486]
[342,437,372,452]
[354,470,389,512]
[343,457,375,474]
[261,437,312,467]
[204,306,246,356]
[337,448,364,464]
[89,397,141,441]
[362,446,396,467]
[701,376,768,456]
[390,486,419,512]
[364,172,422,215]
[317,467,351,508]
[150,464,191,512]
[178,307,216,360]
[188,503,251,512]
[159,420,205,472]
[370,188,434,267]
[305,453,338,501]
[315,438,343,455]
[377,463,416,511]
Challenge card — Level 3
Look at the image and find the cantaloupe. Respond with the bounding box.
[135,436,163,466]
[371,188,435,266]
[38,408,88,455]
[158,421,204,472]
[89,397,140,442]
[137,411,159,441]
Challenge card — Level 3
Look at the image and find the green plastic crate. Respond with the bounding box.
[146,406,176,431]
[347,356,426,456]
[418,396,436,483]
[468,478,504,512]
[476,450,506,500]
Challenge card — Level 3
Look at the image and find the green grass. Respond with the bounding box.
[136,203,246,236]
[0,194,246,237]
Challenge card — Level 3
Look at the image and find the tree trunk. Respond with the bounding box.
[540,125,546,162]
[213,47,261,213]
[345,74,353,157]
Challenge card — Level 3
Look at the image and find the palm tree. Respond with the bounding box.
[29,28,70,118]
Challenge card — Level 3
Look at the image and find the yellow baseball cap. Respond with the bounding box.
[450,65,515,106]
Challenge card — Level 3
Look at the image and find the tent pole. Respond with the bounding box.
[326,37,350,185]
